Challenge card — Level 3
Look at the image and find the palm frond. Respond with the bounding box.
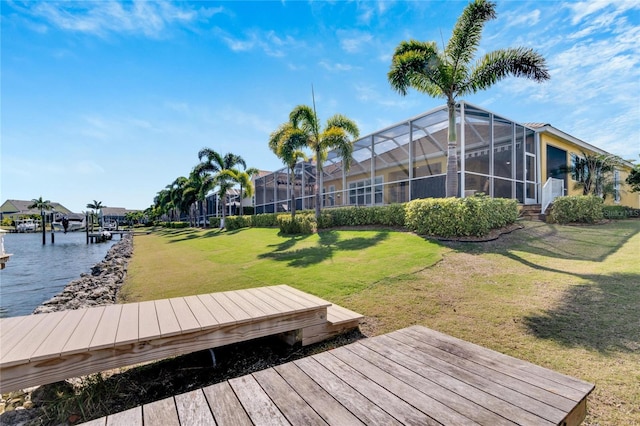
[446,0,496,70]
[463,47,550,94]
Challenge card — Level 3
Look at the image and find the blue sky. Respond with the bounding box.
[2,0,639,213]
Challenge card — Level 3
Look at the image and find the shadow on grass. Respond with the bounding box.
[523,272,640,354]
[259,230,389,267]
[445,220,640,263]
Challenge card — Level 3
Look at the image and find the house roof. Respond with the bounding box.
[101,207,128,216]
[0,199,73,215]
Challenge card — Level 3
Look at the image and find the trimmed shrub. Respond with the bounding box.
[163,221,189,229]
[405,196,518,237]
[224,215,252,231]
[277,214,317,235]
[320,204,406,228]
[251,213,280,228]
[209,217,222,228]
[547,195,604,224]
[603,205,640,220]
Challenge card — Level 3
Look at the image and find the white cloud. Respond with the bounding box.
[21,1,220,38]
[337,30,373,53]
[319,61,355,72]
[216,28,303,57]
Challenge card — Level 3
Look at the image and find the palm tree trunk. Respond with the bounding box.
[314,149,322,219]
[289,168,296,219]
[446,99,459,198]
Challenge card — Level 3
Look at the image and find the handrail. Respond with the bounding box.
[541,177,564,214]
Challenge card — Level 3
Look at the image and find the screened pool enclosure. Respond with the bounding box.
[254,102,539,214]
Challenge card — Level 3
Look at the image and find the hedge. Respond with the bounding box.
[547,195,604,224]
[405,196,518,237]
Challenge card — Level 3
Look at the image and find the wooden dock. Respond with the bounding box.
[82,325,594,426]
[0,285,362,393]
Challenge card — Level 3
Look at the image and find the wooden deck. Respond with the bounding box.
[82,325,594,426]
[0,285,362,393]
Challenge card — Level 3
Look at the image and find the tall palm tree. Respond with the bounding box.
[239,167,259,216]
[195,148,247,227]
[269,123,308,218]
[388,0,550,197]
[29,197,52,213]
[154,189,173,221]
[288,104,359,218]
[168,177,190,221]
[86,200,105,229]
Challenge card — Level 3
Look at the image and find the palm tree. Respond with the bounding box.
[219,168,255,217]
[388,0,550,197]
[269,123,309,218]
[239,167,259,216]
[154,189,173,221]
[288,104,359,218]
[195,149,249,228]
[565,151,622,199]
[86,200,105,229]
[29,197,52,213]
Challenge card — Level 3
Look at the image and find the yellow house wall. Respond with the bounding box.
[540,133,639,208]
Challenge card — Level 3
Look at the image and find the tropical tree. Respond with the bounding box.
[154,189,173,221]
[566,151,622,199]
[86,200,105,229]
[195,149,248,228]
[388,0,550,197]
[239,167,259,216]
[287,104,359,218]
[269,123,308,218]
[29,197,52,213]
[626,161,640,193]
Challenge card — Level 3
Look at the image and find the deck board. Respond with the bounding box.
[143,397,180,426]
[82,325,594,426]
[174,389,214,425]
[0,285,337,393]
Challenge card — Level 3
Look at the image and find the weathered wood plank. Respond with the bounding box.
[155,299,181,337]
[30,308,88,361]
[183,295,218,330]
[138,301,161,341]
[408,325,594,395]
[174,389,215,425]
[330,346,479,425]
[235,289,283,318]
[2,311,69,367]
[362,335,557,425]
[252,367,328,425]
[142,396,180,426]
[275,285,331,309]
[169,297,201,333]
[312,351,438,425]
[229,374,290,425]
[89,305,123,350]
[104,406,142,426]
[293,357,400,426]
[345,342,518,425]
[246,287,304,314]
[115,303,139,345]
[394,328,578,412]
[0,315,29,335]
[77,417,105,426]
[274,361,365,426]
[202,381,252,426]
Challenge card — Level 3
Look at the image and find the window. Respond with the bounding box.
[570,153,587,182]
[323,185,336,207]
[348,177,383,205]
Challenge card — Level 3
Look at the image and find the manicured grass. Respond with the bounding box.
[122,221,640,425]
[122,227,445,304]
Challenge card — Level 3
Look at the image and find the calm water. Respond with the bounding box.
[0,232,117,318]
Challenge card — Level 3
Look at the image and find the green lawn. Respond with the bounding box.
[122,221,640,425]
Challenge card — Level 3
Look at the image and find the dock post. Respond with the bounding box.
[41,212,46,245]
[86,213,89,244]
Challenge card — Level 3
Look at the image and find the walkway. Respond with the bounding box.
[82,325,594,426]
[0,285,362,393]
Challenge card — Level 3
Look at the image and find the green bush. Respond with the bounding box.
[405,196,518,237]
[224,215,252,231]
[603,205,640,220]
[209,217,222,228]
[251,213,280,228]
[277,214,317,235]
[547,195,604,224]
[320,204,406,228]
[161,221,190,228]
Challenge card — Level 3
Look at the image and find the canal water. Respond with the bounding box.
[0,231,117,318]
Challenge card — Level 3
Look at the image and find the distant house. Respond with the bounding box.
[0,199,73,222]
[101,207,139,225]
